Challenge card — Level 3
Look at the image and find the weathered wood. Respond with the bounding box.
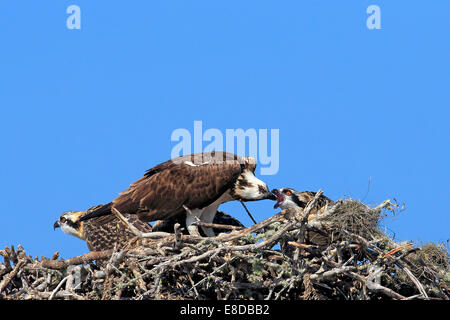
[0,196,448,300]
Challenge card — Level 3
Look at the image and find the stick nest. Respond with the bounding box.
[1,193,449,300]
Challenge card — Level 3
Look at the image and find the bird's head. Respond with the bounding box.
[53,210,86,240]
[271,187,308,210]
[230,157,276,202]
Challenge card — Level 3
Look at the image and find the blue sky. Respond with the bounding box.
[0,1,448,259]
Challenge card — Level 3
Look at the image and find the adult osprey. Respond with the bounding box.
[80,152,276,237]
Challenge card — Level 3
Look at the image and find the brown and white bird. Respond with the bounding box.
[271,188,335,246]
[54,206,244,251]
[79,152,276,237]
[53,204,152,251]
[271,188,334,220]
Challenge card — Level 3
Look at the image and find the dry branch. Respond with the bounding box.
[1,195,448,300]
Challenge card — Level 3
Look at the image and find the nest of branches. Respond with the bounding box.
[1,191,449,300]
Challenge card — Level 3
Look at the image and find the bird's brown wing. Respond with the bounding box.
[296,191,335,216]
[112,152,244,222]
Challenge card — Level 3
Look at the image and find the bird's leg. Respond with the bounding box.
[198,206,218,237]
[183,205,202,237]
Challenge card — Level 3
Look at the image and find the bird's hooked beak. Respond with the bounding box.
[53,220,60,230]
[271,189,284,209]
[264,190,277,201]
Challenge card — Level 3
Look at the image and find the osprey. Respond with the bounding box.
[53,204,152,251]
[54,206,244,251]
[272,188,334,220]
[80,152,276,237]
[271,188,335,246]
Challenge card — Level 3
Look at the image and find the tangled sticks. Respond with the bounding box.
[1,191,449,300]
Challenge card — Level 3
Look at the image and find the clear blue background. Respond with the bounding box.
[0,1,448,259]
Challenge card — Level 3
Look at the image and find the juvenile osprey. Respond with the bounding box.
[54,206,244,251]
[80,152,275,237]
[272,188,334,220]
[53,204,152,251]
[272,188,335,246]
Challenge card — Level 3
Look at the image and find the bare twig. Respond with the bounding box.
[112,207,172,239]
[1,197,446,300]
[192,221,244,231]
[0,259,25,293]
[239,200,258,225]
[49,275,69,300]
[40,250,114,269]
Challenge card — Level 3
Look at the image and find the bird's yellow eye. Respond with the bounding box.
[60,217,66,223]
[285,191,291,196]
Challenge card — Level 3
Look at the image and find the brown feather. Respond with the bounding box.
[112,152,246,222]
[82,210,152,251]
